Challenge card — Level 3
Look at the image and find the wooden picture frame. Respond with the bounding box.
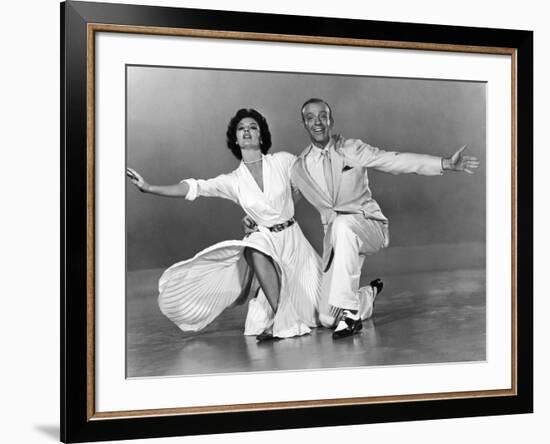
[61,1,533,442]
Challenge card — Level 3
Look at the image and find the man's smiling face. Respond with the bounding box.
[302,101,333,148]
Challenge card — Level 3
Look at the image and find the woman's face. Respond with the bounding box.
[236,117,261,150]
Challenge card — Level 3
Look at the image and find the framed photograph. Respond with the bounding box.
[61,1,533,442]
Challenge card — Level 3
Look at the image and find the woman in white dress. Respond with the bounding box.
[127,108,324,341]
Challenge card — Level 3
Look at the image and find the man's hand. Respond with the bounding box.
[442,145,480,174]
[242,215,257,236]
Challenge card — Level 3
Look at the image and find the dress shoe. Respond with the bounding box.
[370,278,383,311]
[332,310,362,339]
[370,278,383,297]
[256,330,279,342]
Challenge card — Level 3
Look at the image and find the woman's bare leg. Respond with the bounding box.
[244,248,280,314]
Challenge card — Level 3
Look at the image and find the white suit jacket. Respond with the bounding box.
[291,137,444,269]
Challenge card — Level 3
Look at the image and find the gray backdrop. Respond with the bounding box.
[126,66,485,272]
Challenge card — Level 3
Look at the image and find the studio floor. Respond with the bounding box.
[126,268,486,378]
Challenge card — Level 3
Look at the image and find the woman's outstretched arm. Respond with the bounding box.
[126,167,189,198]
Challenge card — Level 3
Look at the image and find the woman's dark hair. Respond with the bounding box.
[226,108,272,160]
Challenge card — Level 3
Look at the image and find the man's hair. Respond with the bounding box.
[300,98,333,122]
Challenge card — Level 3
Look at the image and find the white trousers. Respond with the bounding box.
[318,215,389,327]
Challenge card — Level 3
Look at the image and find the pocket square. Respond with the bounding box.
[342,165,353,172]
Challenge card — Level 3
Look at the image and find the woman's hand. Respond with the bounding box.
[242,215,258,237]
[126,167,189,197]
[331,133,345,150]
[126,167,149,192]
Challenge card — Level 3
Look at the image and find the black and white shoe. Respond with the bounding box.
[370,278,383,298]
[332,310,362,339]
[370,278,383,310]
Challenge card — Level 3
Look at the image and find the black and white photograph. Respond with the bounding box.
[125,66,484,378]
[3,0,543,443]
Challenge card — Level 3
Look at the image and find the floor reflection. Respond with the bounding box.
[126,268,486,377]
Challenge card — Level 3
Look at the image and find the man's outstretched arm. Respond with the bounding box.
[338,138,479,176]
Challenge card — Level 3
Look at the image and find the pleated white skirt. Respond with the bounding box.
[158,223,323,338]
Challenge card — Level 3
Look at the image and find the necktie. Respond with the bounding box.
[322,149,334,200]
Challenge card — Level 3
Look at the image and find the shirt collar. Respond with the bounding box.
[306,140,332,161]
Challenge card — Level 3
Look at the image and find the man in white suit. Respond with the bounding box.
[291,98,480,338]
